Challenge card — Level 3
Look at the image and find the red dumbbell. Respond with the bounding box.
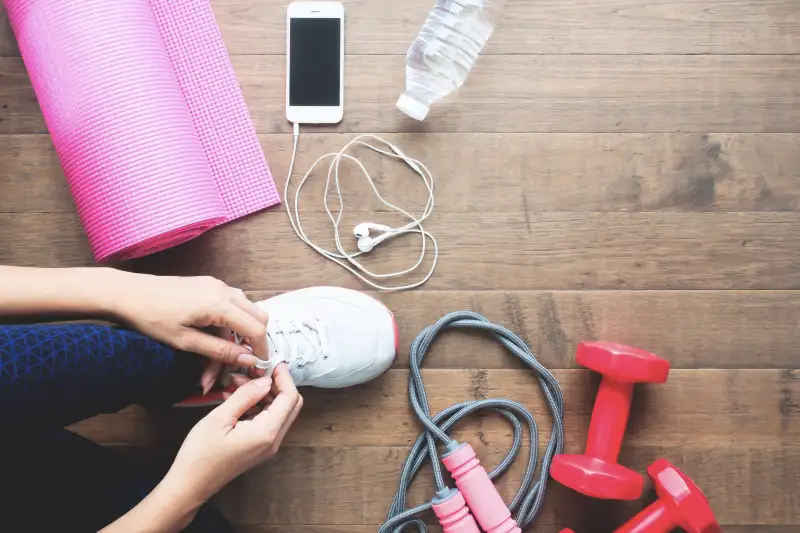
[556,459,719,533]
[616,459,720,533]
[550,341,670,500]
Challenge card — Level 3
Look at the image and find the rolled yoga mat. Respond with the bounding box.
[5,0,280,261]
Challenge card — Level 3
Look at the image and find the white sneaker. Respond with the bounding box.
[175,287,397,406]
[254,287,398,388]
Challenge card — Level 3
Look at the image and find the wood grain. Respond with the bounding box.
[0,6,17,57]
[207,445,800,526]
[3,211,800,291]
[3,55,799,134]
[211,0,800,56]
[70,369,800,447]
[324,291,800,370]
[3,133,800,214]
[3,0,799,56]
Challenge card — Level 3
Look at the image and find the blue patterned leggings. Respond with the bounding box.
[0,323,236,532]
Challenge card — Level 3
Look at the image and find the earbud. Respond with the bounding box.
[355,222,397,253]
[354,222,393,239]
[357,234,391,253]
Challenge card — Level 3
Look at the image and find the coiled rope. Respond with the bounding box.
[381,311,565,532]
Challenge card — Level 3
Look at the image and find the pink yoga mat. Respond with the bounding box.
[5,0,280,261]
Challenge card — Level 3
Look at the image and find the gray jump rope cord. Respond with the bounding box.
[380,311,566,533]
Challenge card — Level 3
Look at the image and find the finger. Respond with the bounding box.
[230,373,252,389]
[211,375,273,424]
[272,363,298,394]
[215,304,268,360]
[270,393,303,451]
[230,289,269,325]
[181,329,261,367]
[201,360,223,395]
[250,365,300,435]
[230,290,269,360]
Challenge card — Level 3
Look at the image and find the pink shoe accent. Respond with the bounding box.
[377,299,400,355]
[442,443,522,533]
[431,489,481,533]
[391,312,400,354]
[175,383,237,408]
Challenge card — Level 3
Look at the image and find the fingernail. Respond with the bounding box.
[201,377,213,396]
[253,376,272,389]
[236,353,260,367]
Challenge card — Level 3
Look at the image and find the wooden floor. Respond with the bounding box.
[2,1,800,531]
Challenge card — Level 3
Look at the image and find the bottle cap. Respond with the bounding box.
[396,94,429,121]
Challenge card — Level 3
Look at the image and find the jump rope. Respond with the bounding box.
[380,311,565,533]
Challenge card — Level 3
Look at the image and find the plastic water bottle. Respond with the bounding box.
[396,0,504,121]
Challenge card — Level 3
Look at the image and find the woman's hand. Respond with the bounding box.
[162,364,303,506]
[100,365,302,533]
[106,272,269,390]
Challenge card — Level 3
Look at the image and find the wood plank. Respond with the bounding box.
[101,440,800,530]
[4,133,800,214]
[211,0,800,56]
[70,369,800,447]
[3,211,800,291]
[319,291,800,370]
[207,444,800,526]
[3,0,799,57]
[0,6,17,57]
[3,55,799,134]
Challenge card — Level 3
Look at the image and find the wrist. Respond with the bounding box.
[160,469,209,514]
[90,268,136,319]
[99,474,201,533]
[146,476,203,530]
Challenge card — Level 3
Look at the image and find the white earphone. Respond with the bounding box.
[354,222,399,252]
[284,127,438,291]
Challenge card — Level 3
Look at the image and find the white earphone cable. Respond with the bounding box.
[284,123,438,291]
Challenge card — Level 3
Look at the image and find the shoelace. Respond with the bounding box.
[248,319,329,383]
[381,311,565,533]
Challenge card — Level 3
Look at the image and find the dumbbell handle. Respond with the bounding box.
[585,377,633,462]
[614,500,674,533]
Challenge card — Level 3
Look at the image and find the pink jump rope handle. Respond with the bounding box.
[431,488,481,533]
[442,443,522,533]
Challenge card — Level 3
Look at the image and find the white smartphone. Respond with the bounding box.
[286,1,345,124]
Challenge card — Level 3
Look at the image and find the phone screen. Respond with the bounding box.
[289,18,341,107]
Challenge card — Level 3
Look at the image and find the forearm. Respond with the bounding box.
[0,266,125,317]
[99,478,201,533]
